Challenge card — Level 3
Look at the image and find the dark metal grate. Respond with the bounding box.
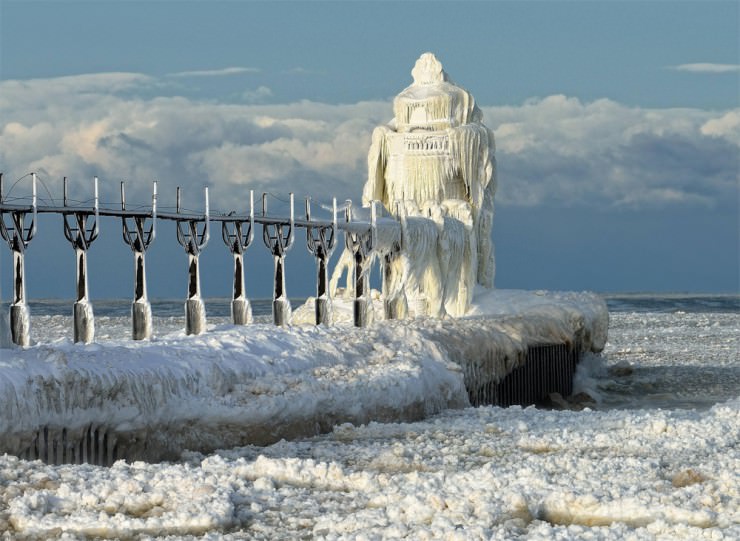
[19,424,119,467]
[467,343,581,407]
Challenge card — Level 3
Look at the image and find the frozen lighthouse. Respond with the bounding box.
[363,52,497,317]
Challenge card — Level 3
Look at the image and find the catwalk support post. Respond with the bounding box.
[175,186,209,335]
[262,193,295,326]
[305,197,337,325]
[62,177,99,344]
[0,173,37,346]
[221,190,254,325]
[382,200,406,320]
[382,246,404,320]
[120,181,157,340]
[345,201,376,327]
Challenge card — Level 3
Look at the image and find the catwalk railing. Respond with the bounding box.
[0,173,384,345]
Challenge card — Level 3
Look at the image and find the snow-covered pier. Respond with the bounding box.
[0,290,607,464]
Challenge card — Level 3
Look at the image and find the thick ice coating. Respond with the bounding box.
[358,52,497,317]
[0,290,606,463]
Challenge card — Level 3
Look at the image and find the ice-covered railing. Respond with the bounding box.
[0,173,404,345]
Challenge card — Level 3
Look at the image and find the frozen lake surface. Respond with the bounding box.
[0,294,737,540]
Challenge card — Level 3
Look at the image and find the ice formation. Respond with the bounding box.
[0,290,606,463]
[351,52,496,318]
[0,308,11,348]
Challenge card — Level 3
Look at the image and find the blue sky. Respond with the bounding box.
[0,0,738,300]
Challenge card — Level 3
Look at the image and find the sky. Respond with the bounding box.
[0,0,738,302]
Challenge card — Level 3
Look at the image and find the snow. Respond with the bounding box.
[0,398,736,539]
[0,290,605,464]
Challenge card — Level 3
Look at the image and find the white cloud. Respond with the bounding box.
[283,67,324,75]
[669,63,740,73]
[242,86,273,103]
[167,67,261,77]
[701,110,740,140]
[0,74,386,210]
[0,72,155,112]
[482,96,739,208]
[0,74,736,213]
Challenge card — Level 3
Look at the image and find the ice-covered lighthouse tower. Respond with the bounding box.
[363,52,497,316]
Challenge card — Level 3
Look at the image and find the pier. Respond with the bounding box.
[0,173,606,465]
[0,52,614,474]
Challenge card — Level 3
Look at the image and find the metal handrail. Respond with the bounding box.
[0,173,399,339]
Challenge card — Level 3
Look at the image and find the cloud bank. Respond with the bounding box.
[486,96,738,208]
[0,73,737,213]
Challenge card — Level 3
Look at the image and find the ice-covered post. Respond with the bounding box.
[382,250,395,319]
[62,177,99,344]
[0,173,37,346]
[345,201,375,327]
[221,190,254,325]
[175,186,209,335]
[262,193,295,326]
[383,200,406,320]
[305,197,337,325]
[120,181,157,340]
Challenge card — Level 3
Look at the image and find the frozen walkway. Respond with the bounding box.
[0,290,607,462]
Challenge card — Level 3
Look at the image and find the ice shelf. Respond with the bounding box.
[0,289,607,462]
